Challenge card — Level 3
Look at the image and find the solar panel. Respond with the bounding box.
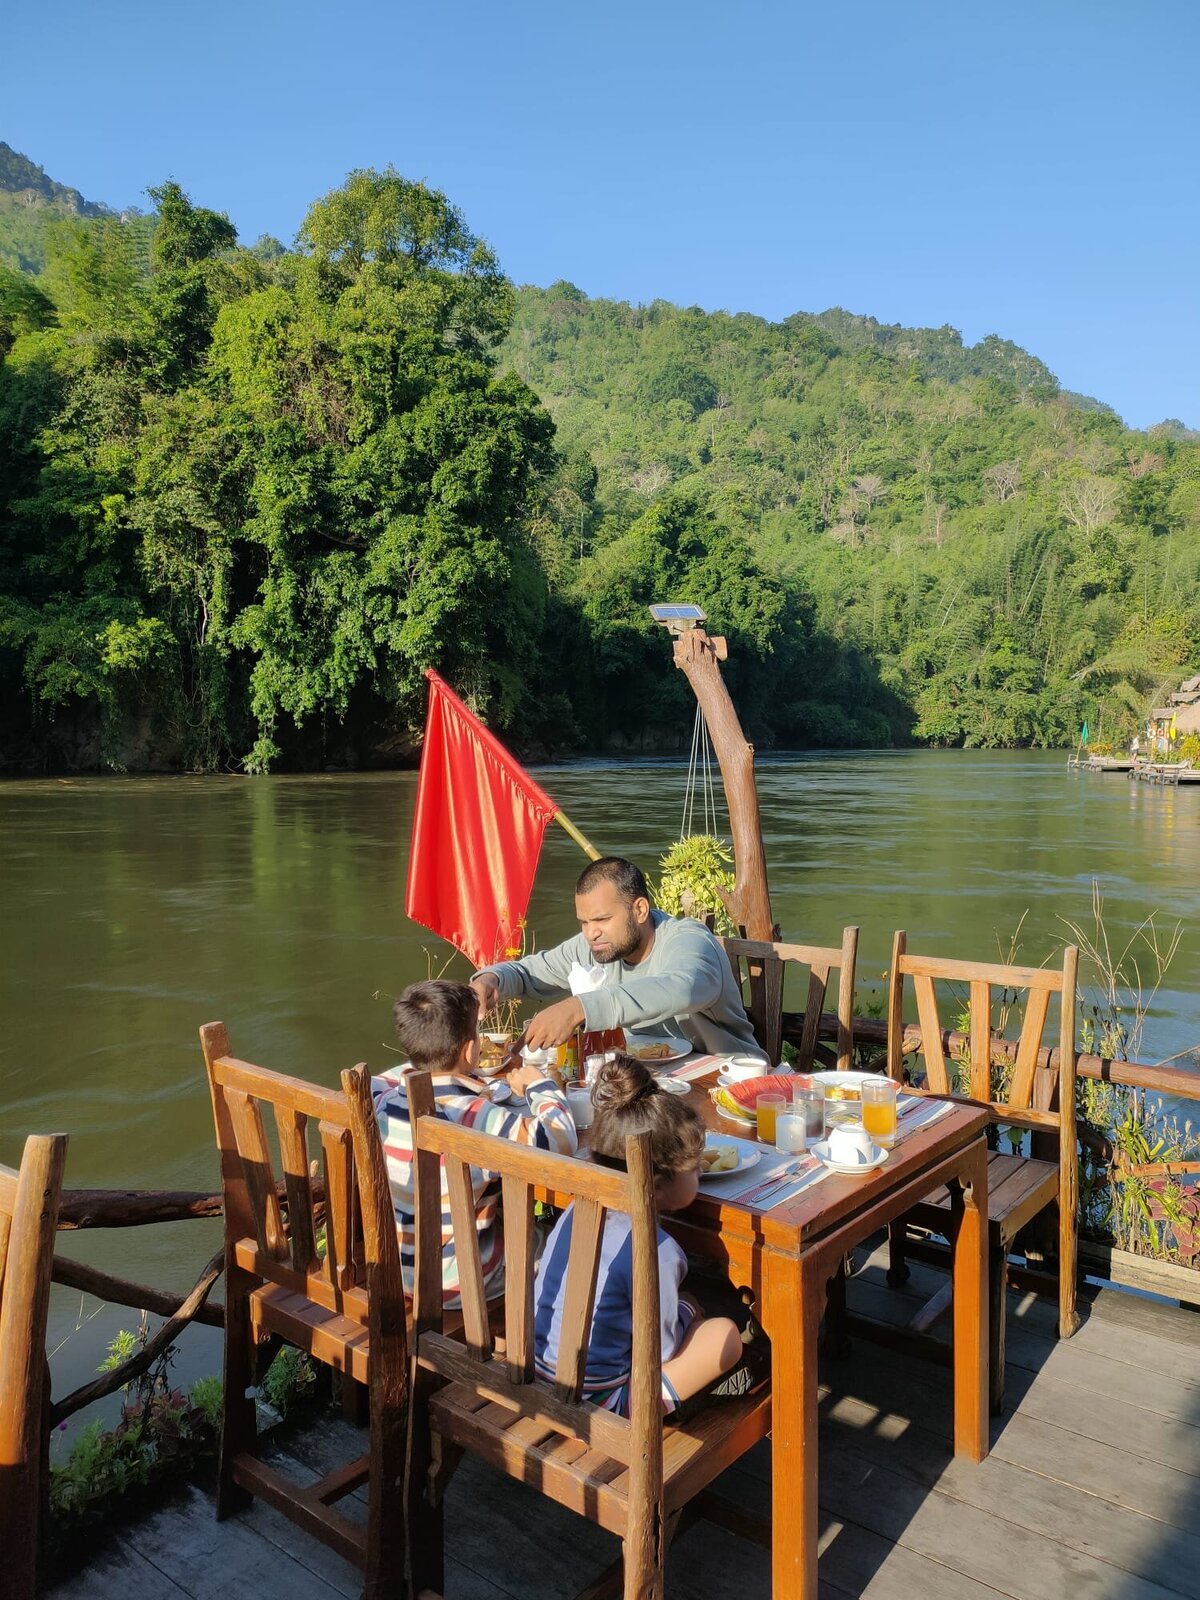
[649,603,706,623]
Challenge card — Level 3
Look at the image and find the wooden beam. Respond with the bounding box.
[56,1176,324,1230]
[51,1253,225,1328]
[783,1011,1200,1100]
[51,1247,225,1423]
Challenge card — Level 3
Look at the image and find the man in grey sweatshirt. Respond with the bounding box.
[471,856,760,1057]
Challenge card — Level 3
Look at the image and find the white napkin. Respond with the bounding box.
[569,960,608,997]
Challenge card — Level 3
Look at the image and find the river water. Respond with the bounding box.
[2,750,1197,1415]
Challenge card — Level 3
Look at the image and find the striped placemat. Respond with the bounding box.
[665,1052,730,1083]
[895,1095,956,1141]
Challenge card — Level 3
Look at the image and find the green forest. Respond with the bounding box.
[2,145,1198,772]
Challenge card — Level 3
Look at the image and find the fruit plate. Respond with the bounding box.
[701,1136,761,1177]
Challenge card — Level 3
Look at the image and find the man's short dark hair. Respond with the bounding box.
[393,979,478,1071]
[575,856,651,904]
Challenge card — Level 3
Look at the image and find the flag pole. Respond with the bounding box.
[554,810,601,861]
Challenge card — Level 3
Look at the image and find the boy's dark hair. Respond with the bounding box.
[575,855,651,904]
[589,1055,706,1179]
[393,979,478,1071]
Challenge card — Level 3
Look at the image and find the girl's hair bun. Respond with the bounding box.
[590,1054,658,1115]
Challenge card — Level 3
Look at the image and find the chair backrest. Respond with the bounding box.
[406,1071,662,1478]
[200,1022,403,1330]
[0,1132,68,1599]
[722,928,858,1070]
[885,935,1079,1138]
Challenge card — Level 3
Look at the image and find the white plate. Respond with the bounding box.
[811,1138,889,1174]
[701,1137,761,1177]
[626,1035,693,1065]
[656,1076,691,1095]
[715,1100,757,1126]
[811,1071,876,1097]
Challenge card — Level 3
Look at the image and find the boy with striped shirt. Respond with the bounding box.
[372,979,576,1304]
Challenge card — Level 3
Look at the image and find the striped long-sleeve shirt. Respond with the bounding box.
[371,1066,577,1303]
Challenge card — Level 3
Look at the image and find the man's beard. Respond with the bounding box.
[593,912,642,964]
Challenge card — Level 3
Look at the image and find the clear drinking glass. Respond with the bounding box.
[860,1077,898,1147]
[794,1081,826,1141]
[775,1108,807,1154]
[565,1083,593,1130]
[756,1092,786,1144]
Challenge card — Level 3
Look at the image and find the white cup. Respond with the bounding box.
[723,1054,770,1083]
[521,1046,557,1072]
[565,1084,593,1130]
[827,1121,875,1165]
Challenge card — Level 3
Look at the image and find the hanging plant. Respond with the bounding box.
[654,835,737,936]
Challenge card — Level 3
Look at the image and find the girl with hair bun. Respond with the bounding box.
[533,1055,767,1418]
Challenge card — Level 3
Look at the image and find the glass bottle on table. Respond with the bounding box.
[556,1032,580,1082]
[580,1026,605,1061]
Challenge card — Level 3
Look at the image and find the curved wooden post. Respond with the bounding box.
[672,628,775,940]
[0,1132,68,1600]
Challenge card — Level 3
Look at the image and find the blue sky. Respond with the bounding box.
[7,0,1198,428]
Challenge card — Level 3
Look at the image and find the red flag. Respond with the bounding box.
[405,670,559,969]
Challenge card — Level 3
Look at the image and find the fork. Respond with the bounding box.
[744,1162,808,1207]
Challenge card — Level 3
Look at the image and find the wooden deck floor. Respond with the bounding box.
[50,1243,1200,1600]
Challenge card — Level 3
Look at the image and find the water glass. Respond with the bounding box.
[775,1108,807,1154]
[565,1083,593,1130]
[793,1080,826,1141]
[756,1092,787,1144]
[861,1077,898,1147]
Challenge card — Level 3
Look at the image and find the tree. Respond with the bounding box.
[1061,473,1120,534]
[983,459,1021,501]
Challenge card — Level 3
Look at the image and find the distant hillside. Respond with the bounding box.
[0,141,123,272]
[803,306,1060,392]
[0,155,1195,773]
[500,281,1200,748]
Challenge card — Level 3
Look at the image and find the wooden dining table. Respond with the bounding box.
[655,1076,991,1600]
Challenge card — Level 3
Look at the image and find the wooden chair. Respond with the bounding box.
[883,938,1080,1411]
[721,928,858,1069]
[200,1023,407,1599]
[0,1132,68,1600]
[403,1072,772,1600]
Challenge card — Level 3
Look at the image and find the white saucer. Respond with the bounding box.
[811,1138,888,1174]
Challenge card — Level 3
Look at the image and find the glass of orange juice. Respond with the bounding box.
[861,1078,898,1147]
[756,1092,786,1144]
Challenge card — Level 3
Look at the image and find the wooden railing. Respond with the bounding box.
[786,1011,1200,1101]
[49,1177,323,1423]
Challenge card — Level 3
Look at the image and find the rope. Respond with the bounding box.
[681,703,721,840]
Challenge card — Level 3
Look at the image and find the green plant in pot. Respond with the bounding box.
[654,835,737,936]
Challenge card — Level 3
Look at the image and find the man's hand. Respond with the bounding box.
[524,997,586,1050]
[470,972,500,1018]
